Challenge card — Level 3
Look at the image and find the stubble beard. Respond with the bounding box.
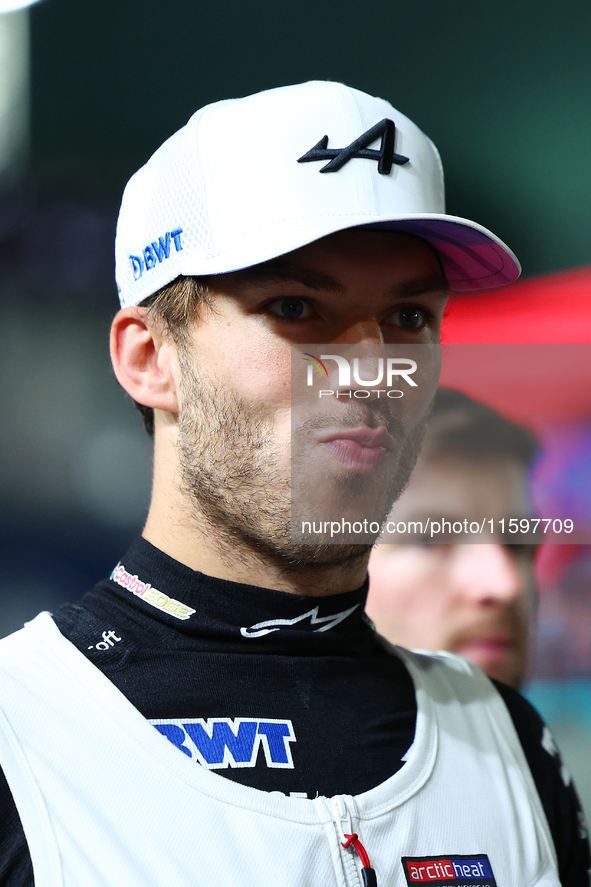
[176,350,427,575]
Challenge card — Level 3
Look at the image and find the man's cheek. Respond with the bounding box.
[392,345,441,426]
[416,347,442,413]
[228,357,291,408]
[276,414,294,453]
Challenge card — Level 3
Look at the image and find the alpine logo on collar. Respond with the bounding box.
[297,118,409,174]
[401,855,497,886]
[240,604,359,638]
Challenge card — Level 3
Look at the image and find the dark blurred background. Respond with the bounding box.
[1,0,591,812]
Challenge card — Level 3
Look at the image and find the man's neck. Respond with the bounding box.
[142,509,370,597]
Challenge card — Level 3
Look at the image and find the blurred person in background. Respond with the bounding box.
[367,388,539,689]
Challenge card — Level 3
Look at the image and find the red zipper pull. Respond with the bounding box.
[342,833,377,887]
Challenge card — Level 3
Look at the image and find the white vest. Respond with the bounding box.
[0,612,559,887]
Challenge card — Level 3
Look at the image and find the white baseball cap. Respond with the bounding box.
[115,80,520,308]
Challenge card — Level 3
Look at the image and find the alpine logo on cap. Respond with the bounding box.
[297,118,409,174]
[401,855,497,887]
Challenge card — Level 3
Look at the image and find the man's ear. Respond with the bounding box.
[110,307,179,414]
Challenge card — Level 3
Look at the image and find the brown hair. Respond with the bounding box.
[423,388,538,467]
[133,275,211,436]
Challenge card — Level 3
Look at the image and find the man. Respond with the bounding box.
[368,388,539,689]
[0,82,586,886]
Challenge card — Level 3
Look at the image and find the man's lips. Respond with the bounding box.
[318,427,396,473]
[319,427,396,451]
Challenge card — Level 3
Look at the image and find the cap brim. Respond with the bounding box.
[171,213,520,298]
[361,215,521,292]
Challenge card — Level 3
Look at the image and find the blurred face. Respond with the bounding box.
[367,457,538,687]
[175,229,448,572]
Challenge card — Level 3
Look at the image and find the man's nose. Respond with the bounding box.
[333,320,384,345]
[327,323,388,402]
[454,544,525,605]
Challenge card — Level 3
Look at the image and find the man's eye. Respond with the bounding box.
[388,306,427,329]
[267,297,312,320]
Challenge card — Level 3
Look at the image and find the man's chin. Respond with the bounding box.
[251,537,374,575]
[290,426,427,549]
[452,640,524,689]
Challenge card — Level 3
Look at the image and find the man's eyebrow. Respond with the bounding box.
[394,275,450,298]
[230,266,449,297]
[232,263,345,293]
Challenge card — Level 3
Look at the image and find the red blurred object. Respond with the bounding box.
[441,267,591,578]
[535,544,587,586]
[443,265,591,345]
[440,266,591,430]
